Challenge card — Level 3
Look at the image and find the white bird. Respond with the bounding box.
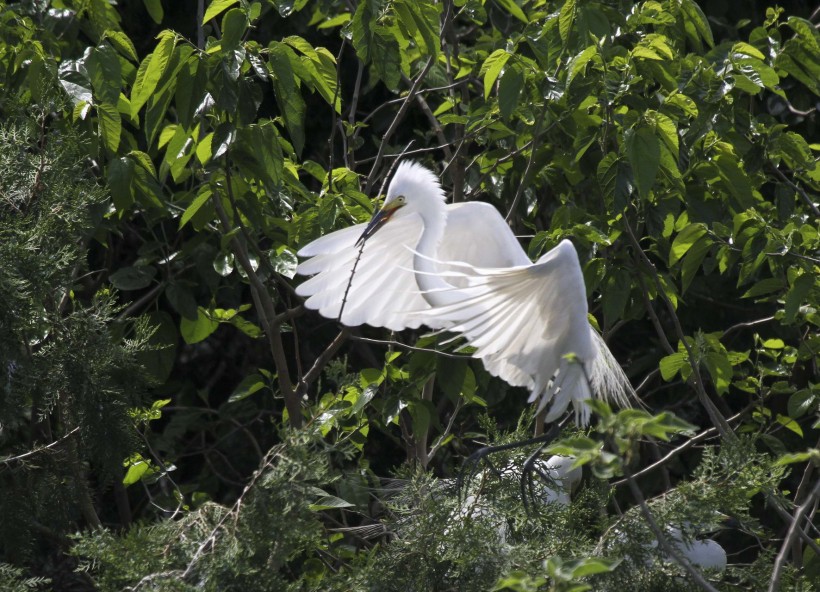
[296,161,633,424]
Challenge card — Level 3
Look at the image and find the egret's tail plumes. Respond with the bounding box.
[588,329,634,411]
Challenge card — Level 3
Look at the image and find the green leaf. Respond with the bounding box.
[788,389,817,418]
[371,26,404,90]
[104,30,139,63]
[228,373,266,403]
[110,265,156,290]
[703,352,733,395]
[776,413,804,437]
[784,273,814,323]
[131,31,176,117]
[270,248,298,279]
[498,65,524,119]
[624,126,659,199]
[558,0,576,43]
[270,43,306,154]
[679,0,714,49]
[597,152,633,211]
[221,8,248,51]
[180,307,219,344]
[659,352,688,381]
[351,0,377,63]
[123,455,153,485]
[482,49,511,101]
[742,278,785,299]
[203,0,238,23]
[165,284,198,320]
[569,557,622,578]
[495,0,528,24]
[775,449,820,466]
[87,45,122,104]
[566,45,598,86]
[96,102,122,152]
[180,188,213,229]
[670,223,707,266]
[143,0,164,24]
[680,235,712,293]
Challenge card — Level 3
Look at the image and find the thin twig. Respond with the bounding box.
[213,169,300,427]
[768,479,820,592]
[350,335,472,360]
[623,215,734,441]
[364,56,436,195]
[768,163,820,218]
[0,427,80,466]
[298,329,350,396]
[624,464,721,592]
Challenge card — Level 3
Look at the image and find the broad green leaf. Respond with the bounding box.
[742,278,785,299]
[87,45,121,104]
[104,30,138,63]
[270,43,306,155]
[180,188,213,229]
[270,248,298,279]
[351,0,377,63]
[703,352,733,395]
[317,12,351,29]
[566,45,598,86]
[180,307,219,344]
[784,273,814,323]
[680,234,711,293]
[228,373,266,403]
[221,8,248,51]
[776,413,804,437]
[625,126,659,199]
[123,455,153,485]
[482,49,510,101]
[558,0,576,43]
[131,31,176,116]
[670,223,707,266]
[110,265,156,290]
[495,0,528,24]
[96,102,121,152]
[165,284,198,319]
[659,352,688,381]
[498,65,524,119]
[143,0,163,24]
[371,26,404,90]
[679,0,714,49]
[203,0,238,24]
[775,449,820,466]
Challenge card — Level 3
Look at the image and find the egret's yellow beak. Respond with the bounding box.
[355,201,402,247]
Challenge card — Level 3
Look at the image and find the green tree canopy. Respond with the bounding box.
[0,0,818,590]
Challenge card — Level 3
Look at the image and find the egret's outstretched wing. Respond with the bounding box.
[296,214,437,331]
[423,240,632,424]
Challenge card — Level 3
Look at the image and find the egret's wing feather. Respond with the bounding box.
[438,202,531,270]
[423,240,633,424]
[296,215,439,331]
[297,223,365,257]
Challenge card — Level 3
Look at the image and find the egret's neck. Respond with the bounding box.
[413,205,461,307]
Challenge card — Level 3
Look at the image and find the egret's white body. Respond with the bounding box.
[297,161,632,424]
[651,527,727,572]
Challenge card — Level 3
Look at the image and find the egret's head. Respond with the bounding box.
[356,161,445,246]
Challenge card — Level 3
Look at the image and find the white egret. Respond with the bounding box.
[297,161,633,425]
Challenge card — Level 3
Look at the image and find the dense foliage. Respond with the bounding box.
[0,0,818,590]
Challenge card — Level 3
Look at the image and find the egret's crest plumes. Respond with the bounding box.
[386,161,447,206]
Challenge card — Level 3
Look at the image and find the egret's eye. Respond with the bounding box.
[396,196,406,204]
